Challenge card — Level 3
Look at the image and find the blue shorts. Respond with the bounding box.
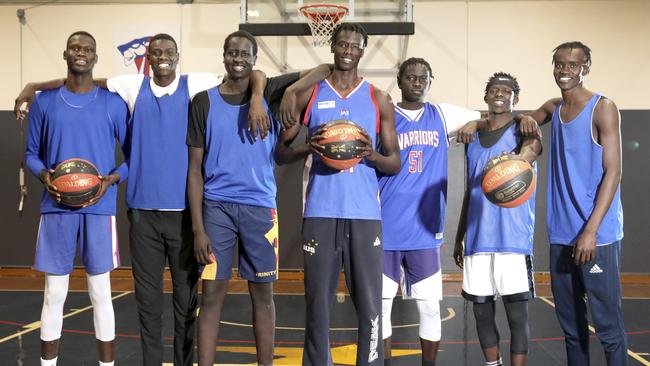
[34,213,120,275]
[202,200,279,282]
[383,248,442,300]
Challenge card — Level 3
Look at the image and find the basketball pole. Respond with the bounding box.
[16,8,27,216]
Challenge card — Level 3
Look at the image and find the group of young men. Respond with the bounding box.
[16,22,625,366]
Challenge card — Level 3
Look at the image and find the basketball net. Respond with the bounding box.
[300,4,349,47]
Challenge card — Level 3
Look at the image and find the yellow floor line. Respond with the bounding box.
[537,296,650,365]
[0,291,132,344]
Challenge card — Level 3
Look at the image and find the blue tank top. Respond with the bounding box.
[25,87,128,215]
[379,103,448,250]
[126,75,190,209]
[202,87,278,209]
[547,94,623,245]
[465,123,536,255]
[303,79,381,220]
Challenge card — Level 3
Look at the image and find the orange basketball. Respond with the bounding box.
[51,158,102,207]
[318,120,366,170]
[481,154,535,208]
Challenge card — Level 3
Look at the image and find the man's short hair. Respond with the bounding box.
[149,33,178,52]
[66,31,96,47]
[553,41,592,67]
[223,30,258,56]
[329,22,368,49]
[398,57,433,81]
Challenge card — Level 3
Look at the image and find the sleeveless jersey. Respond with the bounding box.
[547,94,624,245]
[379,103,448,250]
[202,87,279,209]
[302,79,381,220]
[465,123,536,255]
[25,86,128,215]
[126,75,190,209]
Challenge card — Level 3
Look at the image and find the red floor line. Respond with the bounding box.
[2,320,649,347]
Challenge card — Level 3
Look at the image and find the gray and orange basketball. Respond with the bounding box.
[318,120,366,170]
[51,158,102,207]
[481,154,535,208]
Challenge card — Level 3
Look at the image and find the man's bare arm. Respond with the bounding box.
[279,64,333,129]
[361,89,400,175]
[275,86,315,164]
[248,70,270,140]
[515,98,562,136]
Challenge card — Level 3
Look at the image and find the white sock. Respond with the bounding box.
[99,361,114,366]
[40,357,57,366]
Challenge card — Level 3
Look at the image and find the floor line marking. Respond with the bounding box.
[538,296,650,365]
[219,307,455,332]
[0,291,132,344]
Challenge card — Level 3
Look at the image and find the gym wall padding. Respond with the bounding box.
[1,110,648,273]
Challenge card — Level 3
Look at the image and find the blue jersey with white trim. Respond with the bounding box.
[379,103,448,250]
[202,87,279,209]
[303,79,381,219]
[465,123,536,255]
[547,94,623,245]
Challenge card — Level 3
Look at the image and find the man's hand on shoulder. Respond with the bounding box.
[14,83,38,121]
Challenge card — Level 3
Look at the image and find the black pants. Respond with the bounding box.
[128,209,199,366]
[302,218,384,366]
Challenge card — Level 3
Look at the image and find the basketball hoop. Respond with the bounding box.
[300,3,349,47]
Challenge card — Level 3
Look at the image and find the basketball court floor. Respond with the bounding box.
[1,272,649,365]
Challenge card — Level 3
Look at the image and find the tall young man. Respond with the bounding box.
[16,33,269,366]
[25,31,128,366]
[454,73,541,366]
[378,57,479,366]
[187,30,330,366]
[518,42,626,366]
[277,23,401,366]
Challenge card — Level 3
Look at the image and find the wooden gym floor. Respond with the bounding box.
[0,268,649,365]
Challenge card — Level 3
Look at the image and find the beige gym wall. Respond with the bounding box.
[1,0,648,110]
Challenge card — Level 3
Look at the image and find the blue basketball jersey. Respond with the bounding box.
[202,87,279,209]
[302,79,381,220]
[547,94,623,245]
[465,123,536,255]
[25,86,128,215]
[379,103,449,250]
[126,75,191,209]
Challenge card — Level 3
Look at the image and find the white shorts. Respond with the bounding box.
[462,253,534,303]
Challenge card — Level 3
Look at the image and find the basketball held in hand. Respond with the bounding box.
[317,120,366,170]
[481,154,535,208]
[51,158,102,207]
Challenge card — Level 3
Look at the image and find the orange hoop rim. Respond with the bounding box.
[300,3,349,22]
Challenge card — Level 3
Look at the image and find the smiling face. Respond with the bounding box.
[147,38,179,78]
[485,84,518,115]
[553,47,589,91]
[223,36,256,80]
[64,34,97,75]
[331,30,365,71]
[398,63,431,103]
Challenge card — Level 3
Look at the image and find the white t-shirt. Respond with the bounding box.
[106,72,223,114]
[395,103,480,141]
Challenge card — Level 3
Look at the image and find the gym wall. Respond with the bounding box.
[0,1,648,273]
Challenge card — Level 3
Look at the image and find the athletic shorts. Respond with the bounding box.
[201,200,279,282]
[382,248,442,301]
[34,213,119,275]
[462,252,534,303]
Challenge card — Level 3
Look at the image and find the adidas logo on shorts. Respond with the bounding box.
[373,237,381,247]
[589,264,604,274]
